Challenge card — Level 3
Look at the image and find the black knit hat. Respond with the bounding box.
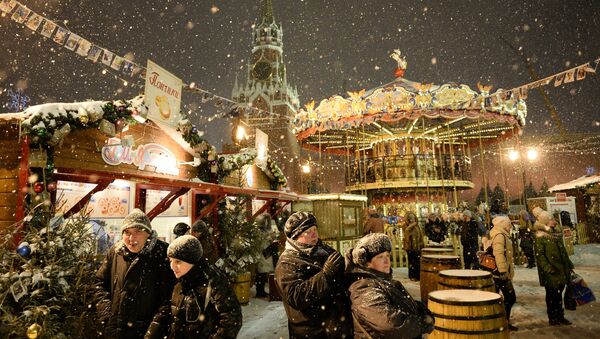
[352,233,392,267]
[284,211,317,239]
[167,235,203,265]
[173,223,190,237]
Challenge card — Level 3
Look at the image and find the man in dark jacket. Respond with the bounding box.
[94,209,176,338]
[275,211,352,338]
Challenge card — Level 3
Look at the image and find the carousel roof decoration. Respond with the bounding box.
[293,52,528,153]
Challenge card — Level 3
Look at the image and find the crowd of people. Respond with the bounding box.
[92,203,576,338]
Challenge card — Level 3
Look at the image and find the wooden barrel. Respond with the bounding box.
[428,289,508,338]
[422,247,455,257]
[232,272,251,305]
[420,255,461,302]
[438,269,495,292]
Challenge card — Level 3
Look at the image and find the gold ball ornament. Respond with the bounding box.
[79,113,90,125]
[26,323,42,339]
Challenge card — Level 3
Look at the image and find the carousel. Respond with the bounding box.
[292,51,528,220]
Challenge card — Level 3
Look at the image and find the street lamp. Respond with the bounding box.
[508,147,538,211]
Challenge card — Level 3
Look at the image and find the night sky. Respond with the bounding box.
[1,0,599,193]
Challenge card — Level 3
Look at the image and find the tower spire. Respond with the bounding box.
[261,0,275,24]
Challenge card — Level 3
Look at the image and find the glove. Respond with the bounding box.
[497,272,509,280]
[323,251,345,277]
[421,315,435,334]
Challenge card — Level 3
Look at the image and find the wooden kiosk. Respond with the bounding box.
[0,98,302,245]
[292,193,367,254]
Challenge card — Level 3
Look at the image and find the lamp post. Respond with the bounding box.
[508,147,538,211]
[301,163,311,194]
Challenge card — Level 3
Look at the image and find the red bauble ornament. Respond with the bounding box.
[394,67,405,78]
[33,182,45,193]
[46,181,57,192]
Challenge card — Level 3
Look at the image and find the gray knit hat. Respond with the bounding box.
[167,235,203,265]
[284,211,317,239]
[352,233,392,267]
[121,208,152,234]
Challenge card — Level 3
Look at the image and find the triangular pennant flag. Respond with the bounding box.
[540,77,553,86]
[564,69,575,83]
[554,73,565,87]
[576,65,587,81]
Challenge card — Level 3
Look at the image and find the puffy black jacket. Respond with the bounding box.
[165,264,242,338]
[94,233,175,339]
[346,256,432,339]
[275,239,352,338]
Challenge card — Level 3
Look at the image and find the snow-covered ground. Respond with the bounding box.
[239,244,600,338]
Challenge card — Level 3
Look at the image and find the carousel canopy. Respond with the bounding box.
[293,76,527,153]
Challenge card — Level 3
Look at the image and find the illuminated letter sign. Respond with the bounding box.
[102,138,180,175]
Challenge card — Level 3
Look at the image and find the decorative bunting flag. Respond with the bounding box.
[111,55,124,71]
[40,19,56,38]
[53,26,69,45]
[576,66,587,81]
[87,45,102,62]
[75,38,91,56]
[64,33,82,51]
[25,12,42,31]
[554,73,565,87]
[564,69,575,83]
[0,0,18,13]
[101,49,114,66]
[11,3,29,23]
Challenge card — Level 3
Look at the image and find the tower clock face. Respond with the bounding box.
[252,61,272,80]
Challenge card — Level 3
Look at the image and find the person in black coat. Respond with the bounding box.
[275,211,352,338]
[346,233,434,338]
[460,210,481,269]
[157,235,242,338]
[94,209,176,339]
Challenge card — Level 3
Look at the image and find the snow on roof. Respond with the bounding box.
[0,112,27,122]
[549,175,600,192]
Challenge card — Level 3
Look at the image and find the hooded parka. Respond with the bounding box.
[534,223,574,288]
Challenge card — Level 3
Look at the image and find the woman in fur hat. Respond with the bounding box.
[158,235,242,338]
[534,210,574,326]
[346,233,434,338]
[489,215,518,331]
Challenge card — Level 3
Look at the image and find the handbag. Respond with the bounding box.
[478,245,497,272]
[570,272,596,306]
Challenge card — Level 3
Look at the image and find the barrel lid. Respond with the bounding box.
[429,290,501,304]
[439,269,492,278]
[422,254,460,259]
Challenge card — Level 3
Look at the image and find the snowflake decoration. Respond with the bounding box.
[7,89,30,111]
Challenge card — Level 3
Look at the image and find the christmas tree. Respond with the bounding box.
[0,209,99,338]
